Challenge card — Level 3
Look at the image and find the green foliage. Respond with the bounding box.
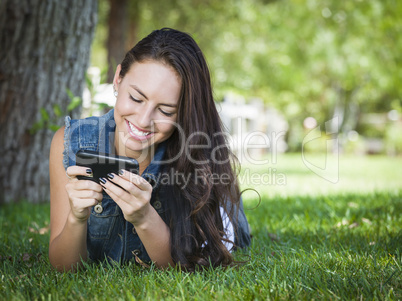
[29,89,82,134]
[92,0,402,149]
[53,104,62,118]
[29,109,50,134]
[66,89,82,112]
[1,155,401,299]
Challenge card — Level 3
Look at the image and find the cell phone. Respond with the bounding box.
[75,150,139,184]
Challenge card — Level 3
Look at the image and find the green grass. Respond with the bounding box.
[1,154,401,300]
[239,153,402,197]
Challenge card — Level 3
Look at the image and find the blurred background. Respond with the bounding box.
[1,0,401,203]
[87,0,402,155]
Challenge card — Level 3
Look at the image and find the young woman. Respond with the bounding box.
[49,28,251,272]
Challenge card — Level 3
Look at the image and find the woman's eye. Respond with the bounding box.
[129,95,142,103]
[159,109,174,117]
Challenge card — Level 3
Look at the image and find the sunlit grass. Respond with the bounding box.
[1,154,401,300]
[239,154,402,197]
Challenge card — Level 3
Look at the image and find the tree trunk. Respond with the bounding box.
[106,0,128,83]
[125,0,140,51]
[0,0,98,203]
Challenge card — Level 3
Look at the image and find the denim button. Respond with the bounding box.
[133,249,141,256]
[153,201,162,210]
[132,227,137,235]
[94,203,103,214]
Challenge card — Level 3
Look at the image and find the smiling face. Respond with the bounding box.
[113,60,181,163]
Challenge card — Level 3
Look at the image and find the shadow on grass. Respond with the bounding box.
[246,191,402,255]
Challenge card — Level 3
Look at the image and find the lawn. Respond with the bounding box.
[1,154,401,300]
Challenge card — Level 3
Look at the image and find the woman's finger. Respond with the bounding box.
[100,177,130,200]
[117,169,151,191]
[66,165,93,178]
[70,198,99,209]
[74,189,103,201]
[73,179,103,192]
[67,187,103,202]
[104,173,143,196]
[100,180,129,209]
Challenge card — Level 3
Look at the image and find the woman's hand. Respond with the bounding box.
[99,169,153,227]
[65,166,103,223]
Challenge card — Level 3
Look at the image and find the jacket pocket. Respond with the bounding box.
[87,195,119,240]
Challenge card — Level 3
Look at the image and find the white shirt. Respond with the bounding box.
[220,206,235,251]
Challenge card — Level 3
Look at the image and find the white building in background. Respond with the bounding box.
[82,68,289,159]
[217,92,288,161]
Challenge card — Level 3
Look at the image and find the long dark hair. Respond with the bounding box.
[119,28,241,271]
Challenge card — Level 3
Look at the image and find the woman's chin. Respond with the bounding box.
[124,138,157,157]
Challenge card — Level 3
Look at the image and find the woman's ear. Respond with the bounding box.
[113,64,122,89]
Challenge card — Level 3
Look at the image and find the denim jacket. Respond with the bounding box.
[63,109,251,264]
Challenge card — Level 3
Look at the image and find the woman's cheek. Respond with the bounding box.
[162,123,178,137]
[115,99,132,115]
[160,117,178,132]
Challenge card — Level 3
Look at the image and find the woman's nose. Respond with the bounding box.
[137,105,154,129]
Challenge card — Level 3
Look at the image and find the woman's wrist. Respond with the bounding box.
[130,204,158,231]
[68,210,89,226]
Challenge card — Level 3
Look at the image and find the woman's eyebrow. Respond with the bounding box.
[129,84,177,108]
[160,103,177,108]
[130,85,148,100]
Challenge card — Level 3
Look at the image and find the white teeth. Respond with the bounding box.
[128,121,151,136]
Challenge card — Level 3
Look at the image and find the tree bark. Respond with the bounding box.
[0,0,98,203]
[125,0,140,51]
[106,0,128,83]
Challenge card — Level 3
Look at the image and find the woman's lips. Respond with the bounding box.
[126,120,154,141]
